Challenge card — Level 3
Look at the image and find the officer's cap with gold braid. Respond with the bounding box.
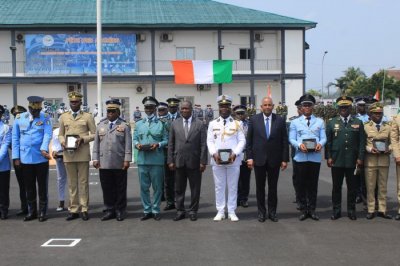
[233,105,247,113]
[105,99,121,110]
[217,95,232,106]
[68,91,83,101]
[166,98,180,107]
[142,96,159,107]
[11,105,27,116]
[369,102,384,113]
[27,96,44,109]
[336,96,353,107]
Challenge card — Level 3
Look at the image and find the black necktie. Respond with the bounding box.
[223,119,226,126]
[184,119,189,139]
[376,124,380,131]
[306,117,311,127]
[109,122,113,130]
[344,117,348,127]
[73,113,77,119]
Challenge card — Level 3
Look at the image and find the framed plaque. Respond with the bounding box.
[218,149,232,165]
[302,138,317,152]
[373,139,388,153]
[65,135,79,150]
[140,144,152,151]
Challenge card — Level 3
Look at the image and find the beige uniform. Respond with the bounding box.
[364,120,391,213]
[390,115,400,214]
[58,110,96,213]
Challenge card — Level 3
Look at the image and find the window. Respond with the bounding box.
[239,48,252,59]
[111,97,130,122]
[176,47,195,60]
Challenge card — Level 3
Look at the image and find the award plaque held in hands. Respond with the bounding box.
[373,139,388,153]
[302,138,317,152]
[65,135,79,150]
[218,149,232,165]
[140,144,152,151]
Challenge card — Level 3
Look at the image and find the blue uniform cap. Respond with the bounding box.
[299,94,316,105]
[233,105,247,113]
[158,102,168,109]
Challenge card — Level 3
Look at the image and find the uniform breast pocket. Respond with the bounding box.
[115,132,125,139]
[77,121,87,130]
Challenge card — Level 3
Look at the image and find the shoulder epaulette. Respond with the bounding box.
[100,117,108,122]
[383,121,392,126]
[118,117,127,122]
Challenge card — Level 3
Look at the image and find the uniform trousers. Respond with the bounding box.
[138,165,164,214]
[297,161,320,212]
[13,162,27,211]
[396,165,400,214]
[0,170,10,212]
[237,161,251,203]
[331,167,356,212]
[64,162,89,213]
[164,162,175,206]
[21,162,49,214]
[254,163,280,215]
[175,167,202,214]
[365,166,388,213]
[292,160,300,203]
[55,157,67,201]
[212,165,240,215]
[99,169,127,212]
[356,165,367,202]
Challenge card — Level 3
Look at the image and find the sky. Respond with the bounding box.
[217,0,400,94]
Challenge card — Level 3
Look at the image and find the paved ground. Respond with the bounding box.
[1,162,400,266]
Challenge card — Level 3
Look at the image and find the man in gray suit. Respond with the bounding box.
[92,99,132,221]
[167,101,208,221]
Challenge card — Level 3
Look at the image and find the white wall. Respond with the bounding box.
[285,79,304,118]
[284,30,303,74]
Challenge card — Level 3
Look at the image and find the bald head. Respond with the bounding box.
[260,97,274,116]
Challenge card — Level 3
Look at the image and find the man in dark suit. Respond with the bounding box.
[247,97,289,222]
[167,101,208,221]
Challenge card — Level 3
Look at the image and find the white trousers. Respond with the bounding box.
[212,165,240,214]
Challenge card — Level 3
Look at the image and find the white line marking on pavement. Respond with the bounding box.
[41,238,81,247]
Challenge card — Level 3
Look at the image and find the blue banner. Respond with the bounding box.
[25,34,136,75]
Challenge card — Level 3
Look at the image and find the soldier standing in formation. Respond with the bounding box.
[134,96,168,221]
[205,104,214,126]
[133,106,142,122]
[325,96,365,220]
[10,105,28,216]
[207,95,246,222]
[167,98,181,121]
[59,92,96,221]
[364,102,392,220]
[0,105,11,220]
[93,99,132,221]
[12,96,52,222]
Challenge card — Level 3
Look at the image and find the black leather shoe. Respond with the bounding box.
[366,212,375,220]
[24,213,38,222]
[240,200,249,208]
[395,214,400,221]
[153,213,161,221]
[173,213,186,221]
[330,212,341,220]
[66,213,79,221]
[140,213,154,221]
[348,212,357,221]
[16,209,28,216]
[189,213,197,221]
[377,212,392,219]
[0,210,8,220]
[268,213,278,222]
[299,212,308,221]
[116,211,126,221]
[81,211,89,221]
[38,212,47,222]
[101,212,116,221]
[258,213,266,222]
[309,211,319,221]
[164,204,175,211]
[355,196,363,204]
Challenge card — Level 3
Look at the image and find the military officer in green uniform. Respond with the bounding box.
[325,96,365,220]
[133,96,168,221]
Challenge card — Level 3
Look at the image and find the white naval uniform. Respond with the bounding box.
[207,116,246,215]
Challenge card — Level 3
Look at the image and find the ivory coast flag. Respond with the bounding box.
[171,60,233,84]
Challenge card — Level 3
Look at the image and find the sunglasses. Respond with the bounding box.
[302,103,313,107]
[235,112,245,115]
[107,109,117,113]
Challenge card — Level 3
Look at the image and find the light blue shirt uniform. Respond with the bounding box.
[0,121,11,171]
[12,112,52,164]
[356,113,369,123]
[289,115,327,163]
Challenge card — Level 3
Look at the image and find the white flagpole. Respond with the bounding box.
[96,0,103,120]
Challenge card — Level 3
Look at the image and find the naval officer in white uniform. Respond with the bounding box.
[207,95,246,222]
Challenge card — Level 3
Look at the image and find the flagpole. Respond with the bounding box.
[96,0,103,121]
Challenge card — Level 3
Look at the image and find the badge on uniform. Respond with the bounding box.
[334,124,339,137]
[116,125,125,132]
[35,121,43,126]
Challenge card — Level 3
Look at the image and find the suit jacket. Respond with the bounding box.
[247,113,289,167]
[364,120,391,167]
[92,117,132,169]
[58,110,96,162]
[167,117,207,169]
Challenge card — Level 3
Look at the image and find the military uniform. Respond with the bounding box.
[58,92,96,219]
[364,102,392,218]
[391,114,400,220]
[205,105,214,126]
[167,97,181,121]
[134,96,168,218]
[10,105,28,215]
[133,107,142,122]
[325,96,365,220]
[207,95,246,221]
[0,106,12,219]
[93,99,132,221]
[12,96,52,222]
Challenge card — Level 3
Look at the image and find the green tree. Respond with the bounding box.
[306,89,322,97]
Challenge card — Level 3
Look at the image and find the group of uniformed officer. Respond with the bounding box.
[4,90,400,223]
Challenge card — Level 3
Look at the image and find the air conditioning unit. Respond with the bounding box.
[254,33,264,42]
[136,33,146,42]
[136,86,147,94]
[160,33,173,42]
[197,84,211,91]
[16,33,24,43]
[67,83,81,93]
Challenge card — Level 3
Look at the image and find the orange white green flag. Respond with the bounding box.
[171,60,233,84]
